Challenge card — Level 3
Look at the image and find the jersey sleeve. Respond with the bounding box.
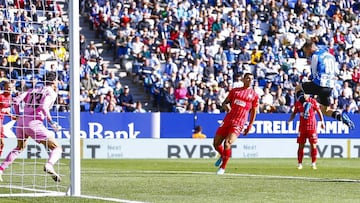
[13,91,29,115]
[227,88,235,103]
[0,95,4,108]
[311,98,320,111]
[311,53,319,78]
[252,92,259,108]
[41,89,57,121]
[293,101,300,114]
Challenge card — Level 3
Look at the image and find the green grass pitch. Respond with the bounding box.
[0,158,359,203]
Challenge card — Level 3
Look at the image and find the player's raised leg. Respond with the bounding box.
[0,139,27,182]
[213,135,224,167]
[341,113,355,130]
[295,84,355,129]
[40,137,62,182]
[217,133,237,175]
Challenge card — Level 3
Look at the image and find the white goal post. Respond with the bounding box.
[0,0,80,197]
[69,0,81,197]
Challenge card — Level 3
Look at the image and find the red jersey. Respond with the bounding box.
[293,98,320,133]
[352,70,360,83]
[0,92,11,121]
[158,43,170,54]
[222,87,259,127]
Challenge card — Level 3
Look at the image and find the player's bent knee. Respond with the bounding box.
[224,139,233,148]
[48,142,60,150]
[16,145,26,151]
[40,139,59,150]
[213,135,223,148]
[17,142,27,150]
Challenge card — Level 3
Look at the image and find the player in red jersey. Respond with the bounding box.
[287,96,325,170]
[0,81,16,157]
[213,73,259,175]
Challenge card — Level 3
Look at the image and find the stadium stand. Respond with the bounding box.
[1,0,360,114]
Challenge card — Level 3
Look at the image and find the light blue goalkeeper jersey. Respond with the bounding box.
[310,49,339,88]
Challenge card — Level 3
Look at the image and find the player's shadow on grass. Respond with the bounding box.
[311,179,360,183]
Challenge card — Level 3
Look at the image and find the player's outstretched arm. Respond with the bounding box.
[315,107,325,129]
[287,112,297,124]
[244,108,257,136]
[221,97,231,112]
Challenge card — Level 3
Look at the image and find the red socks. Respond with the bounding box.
[311,147,317,164]
[298,147,317,164]
[220,148,231,169]
[297,148,304,164]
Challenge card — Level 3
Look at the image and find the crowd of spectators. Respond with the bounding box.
[79,0,360,114]
[2,0,360,115]
[0,0,71,112]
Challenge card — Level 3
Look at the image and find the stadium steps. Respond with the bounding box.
[79,16,156,112]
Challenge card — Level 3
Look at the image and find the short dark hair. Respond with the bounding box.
[44,71,57,85]
[2,80,9,88]
[194,125,202,133]
[243,72,253,78]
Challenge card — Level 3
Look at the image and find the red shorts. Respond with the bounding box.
[215,122,243,137]
[297,131,318,145]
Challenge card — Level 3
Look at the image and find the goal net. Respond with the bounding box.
[0,0,79,197]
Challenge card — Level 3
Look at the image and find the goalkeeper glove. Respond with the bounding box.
[49,120,62,132]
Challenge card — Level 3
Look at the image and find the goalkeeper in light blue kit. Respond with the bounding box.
[295,40,355,129]
[0,72,62,182]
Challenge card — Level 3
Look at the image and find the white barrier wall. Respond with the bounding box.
[2,138,360,159]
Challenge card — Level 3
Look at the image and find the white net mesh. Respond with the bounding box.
[0,0,70,196]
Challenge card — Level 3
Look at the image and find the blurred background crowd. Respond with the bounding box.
[1,0,360,114]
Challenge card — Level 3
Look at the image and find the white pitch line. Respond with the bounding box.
[0,185,65,194]
[0,185,148,203]
[99,170,360,183]
[77,170,359,202]
[0,184,149,203]
[79,194,149,203]
[82,169,359,202]
[0,193,66,197]
[2,170,355,202]
[0,185,66,197]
